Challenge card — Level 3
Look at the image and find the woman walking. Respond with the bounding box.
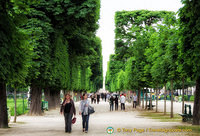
[79,93,90,133]
[60,94,76,133]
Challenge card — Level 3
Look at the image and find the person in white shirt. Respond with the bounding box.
[120,94,126,110]
[133,92,138,108]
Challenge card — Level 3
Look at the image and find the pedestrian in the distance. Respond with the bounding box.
[60,94,76,133]
[94,94,97,104]
[104,93,107,102]
[133,92,137,108]
[120,93,126,110]
[114,95,118,111]
[97,94,100,104]
[109,95,114,111]
[91,94,94,104]
[101,93,104,101]
[79,93,90,133]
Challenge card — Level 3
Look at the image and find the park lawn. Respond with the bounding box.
[7,98,29,116]
[176,125,200,134]
[139,111,182,122]
[139,111,200,134]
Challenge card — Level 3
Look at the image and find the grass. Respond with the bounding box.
[7,98,29,116]
[139,111,182,122]
[176,125,200,134]
[139,111,200,134]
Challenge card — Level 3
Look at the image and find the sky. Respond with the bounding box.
[96,0,183,89]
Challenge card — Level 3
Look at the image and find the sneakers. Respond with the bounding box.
[85,131,88,133]
[83,128,85,132]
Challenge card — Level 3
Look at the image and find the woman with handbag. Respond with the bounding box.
[60,94,76,133]
[79,93,91,133]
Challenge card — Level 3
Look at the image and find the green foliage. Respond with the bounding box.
[1,0,102,92]
[106,9,196,93]
[106,10,178,92]
[0,0,32,88]
[178,0,200,80]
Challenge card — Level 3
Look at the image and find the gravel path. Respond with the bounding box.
[0,100,198,136]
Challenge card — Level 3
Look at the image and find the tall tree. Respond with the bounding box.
[0,0,32,127]
[179,0,200,125]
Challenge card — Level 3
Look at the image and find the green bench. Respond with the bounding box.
[42,101,48,111]
[179,104,193,122]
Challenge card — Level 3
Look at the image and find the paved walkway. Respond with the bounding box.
[0,100,197,136]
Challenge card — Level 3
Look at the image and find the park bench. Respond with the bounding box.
[147,100,155,110]
[179,104,193,122]
[42,101,48,111]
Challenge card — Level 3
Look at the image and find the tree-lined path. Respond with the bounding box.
[0,101,194,136]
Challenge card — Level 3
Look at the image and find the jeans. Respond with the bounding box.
[121,103,125,110]
[115,103,118,110]
[133,101,137,108]
[64,113,73,132]
[82,113,90,131]
[110,103,114,111]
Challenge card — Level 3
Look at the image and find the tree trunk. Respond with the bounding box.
[156,88,158,112]
[137,88,141,106]
[150,88,152,110]
[142,88,144,109]
[182,77,185,114]
[0,81,8,128]
[170,80,174,118]
[44,89,60,110]
[29,83,42,116]
[164,84,167,115]
[55,90,61,107]
[14,88,17,123]
[193,77,200,125]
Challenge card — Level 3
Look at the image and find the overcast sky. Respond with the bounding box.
[96,0,183,89]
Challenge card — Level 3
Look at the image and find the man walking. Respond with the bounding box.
[133,92,137,108]
[115,96,118,111]
[120,94,126,110]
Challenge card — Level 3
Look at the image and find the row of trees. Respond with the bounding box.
[0,0,103,128]
[105,0,200,125]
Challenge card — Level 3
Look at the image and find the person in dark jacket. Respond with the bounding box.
[109,96,114,111]
[60,94,76,133]
[114,96,118,111]
[97,94,100,104]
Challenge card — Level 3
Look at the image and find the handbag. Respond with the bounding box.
[88,105,95,114]
[71,117,76,124]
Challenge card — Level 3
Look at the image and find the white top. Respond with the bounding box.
[120,95,126,103]
[79,99,90,115]
[133,95,137,102]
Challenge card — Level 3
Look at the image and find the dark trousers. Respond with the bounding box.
[110,103,114,111]
[64,113,73,132]
[82,113,90,131]
[133,101,137,108]
[115,103,118,111]
[121,103,125,110]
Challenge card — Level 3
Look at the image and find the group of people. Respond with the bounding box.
[60,93,91,133]
[59,92,138,134]
[90,93,101,104]
[108,92,138,111]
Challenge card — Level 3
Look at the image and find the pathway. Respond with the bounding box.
[0,100,197,136]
